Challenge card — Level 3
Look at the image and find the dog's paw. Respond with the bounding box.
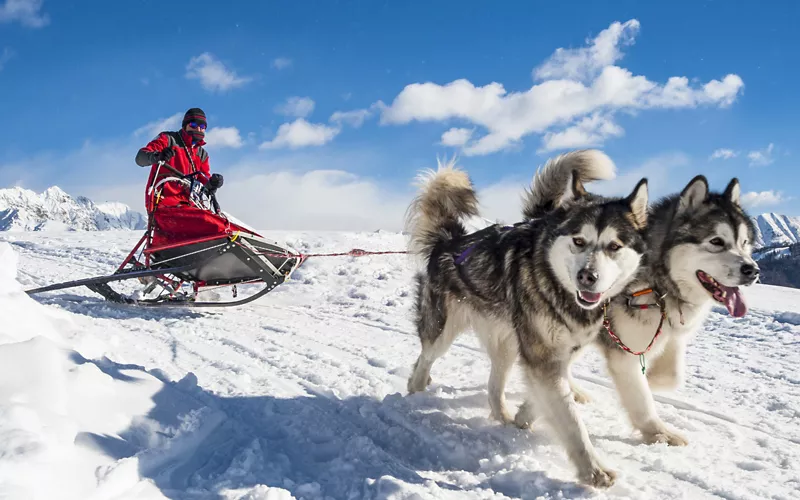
[642,429,688,446]
[580,464,617,489]
[490,407,514,425]
[513,401,536,429]
[406,372,433,394]
[572,388,592,404]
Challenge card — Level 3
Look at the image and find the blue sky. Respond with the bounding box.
[1,0,798,230]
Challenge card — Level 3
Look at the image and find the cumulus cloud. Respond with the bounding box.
[260,119,341,150]
[539,113,623,152]
[271,57,292,70]
[205,127,244,149]
[275,96,315,118]
[0,0,49,28]
[376,19,744,156]
[709,148,737,160]
[440,128,474,147]
[740,190,790,209]
[186,53,252,92]
[533,20,640,82]
[747,143,774,167]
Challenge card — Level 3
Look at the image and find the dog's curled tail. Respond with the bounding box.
[521,149,616,220]
[405,157,479,260]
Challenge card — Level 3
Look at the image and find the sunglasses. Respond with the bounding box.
[188,121,207,130]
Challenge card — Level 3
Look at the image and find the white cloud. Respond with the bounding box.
[440,128,474,147]
[275,96,315,118]
[204,127,243,149]
[539,113,623,152]
[378,19,744,156]
[533,20,640,82]
[271,57,292,70]
[221,170,410,231]
[329,101,385,129]
[186,53,252,92]
[330,109,372,128]
[709,148,737,160]
[132,113,182,139]
[740,190,790,209]
[0,0,49,28]
[589,152,691,201]
[0,47,13,71]
[260,119,341,150]
[748,143,774,167]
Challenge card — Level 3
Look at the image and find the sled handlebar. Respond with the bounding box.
[155,161,222,215]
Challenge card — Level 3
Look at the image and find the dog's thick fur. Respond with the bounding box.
[568,176,758,446]
[550,175,759,446]
[404,151,649,487]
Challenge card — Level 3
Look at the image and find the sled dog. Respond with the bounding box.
[405,150,649,487]
[550,175,759,446]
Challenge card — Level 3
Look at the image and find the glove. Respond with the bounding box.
[208,173,224,191]
[156,147,175,163]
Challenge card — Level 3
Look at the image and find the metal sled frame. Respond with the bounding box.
[25,162,304,307]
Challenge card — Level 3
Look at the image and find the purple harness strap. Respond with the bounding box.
[453,224,515,265]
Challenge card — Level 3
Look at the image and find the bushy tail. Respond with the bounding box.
[405,157,479,261]
[521,149,616,220]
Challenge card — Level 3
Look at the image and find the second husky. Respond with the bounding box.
[405,150,648,487]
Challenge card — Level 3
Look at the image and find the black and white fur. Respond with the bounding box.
[404,150,649,487]
[562,175,760,446]
[580,176,758,446]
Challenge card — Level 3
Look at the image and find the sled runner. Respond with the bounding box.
[25,162,303,307]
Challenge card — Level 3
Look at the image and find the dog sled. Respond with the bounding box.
[25,162,304,308]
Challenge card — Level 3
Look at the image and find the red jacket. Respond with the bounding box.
[135,130,210,212]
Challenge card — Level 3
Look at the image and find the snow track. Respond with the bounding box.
[2,230,799,500]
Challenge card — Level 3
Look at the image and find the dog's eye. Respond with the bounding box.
[608,242,622,252]
[710,237,725,247]
[573,237,586,247]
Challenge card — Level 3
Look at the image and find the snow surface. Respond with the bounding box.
[1,229,799,500]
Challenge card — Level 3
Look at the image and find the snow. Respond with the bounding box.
[752,213,800,248]
[0,186,146,232]
[2,229,800,500]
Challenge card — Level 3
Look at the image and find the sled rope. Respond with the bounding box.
[253,248,408,260]
[602,296,666,375]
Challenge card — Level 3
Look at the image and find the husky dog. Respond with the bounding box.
[405,150,649,487]
[555,175,759,446]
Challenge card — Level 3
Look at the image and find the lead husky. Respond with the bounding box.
[540,175,759,446]
[405,150,648,487]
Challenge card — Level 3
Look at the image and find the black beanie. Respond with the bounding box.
[182,107,207,127]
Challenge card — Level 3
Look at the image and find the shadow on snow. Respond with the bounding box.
[71,354,594,500]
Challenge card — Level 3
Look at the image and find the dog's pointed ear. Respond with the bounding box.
[678,175,708,215]
[557,169,587,207]
[626,178,649,229]
[723,178,741,206]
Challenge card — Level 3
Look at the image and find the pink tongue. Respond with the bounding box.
[723,286,748,317]
[580,291,602,303]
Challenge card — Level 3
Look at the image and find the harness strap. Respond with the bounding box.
[603,288,667,374]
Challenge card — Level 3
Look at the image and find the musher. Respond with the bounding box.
[135,107,224,212]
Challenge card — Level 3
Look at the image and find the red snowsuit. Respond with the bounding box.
[135,129,211,212]
[135,130,242,248]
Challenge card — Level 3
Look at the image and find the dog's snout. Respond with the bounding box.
[577,268,599,288]
[741,263,759,278]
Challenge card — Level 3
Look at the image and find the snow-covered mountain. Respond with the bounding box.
[0,186,146,232]
[752,213,800,248]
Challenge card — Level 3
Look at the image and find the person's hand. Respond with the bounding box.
[156,147,175,163]
[208,173,224,190]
